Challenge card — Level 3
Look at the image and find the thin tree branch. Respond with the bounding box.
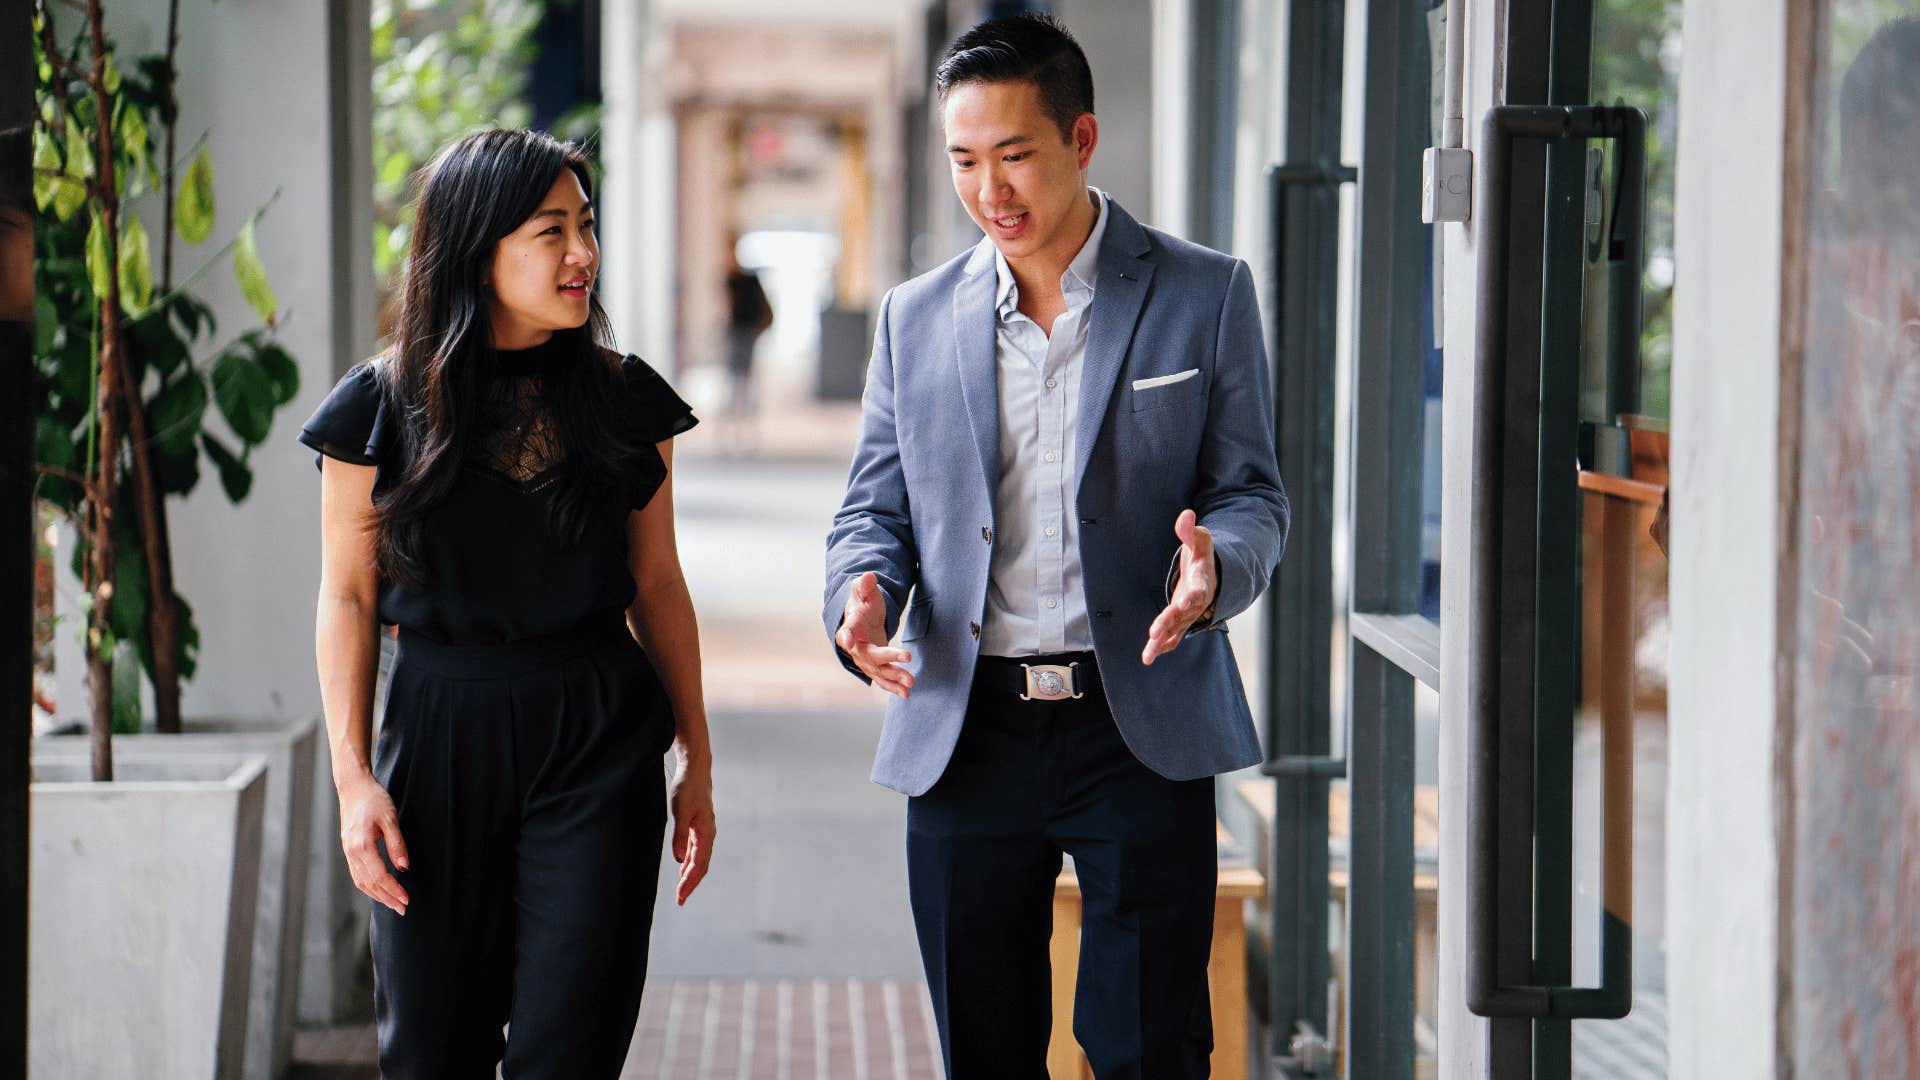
[33,463,96,490]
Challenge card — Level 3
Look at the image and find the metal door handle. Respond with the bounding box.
[1467,104,1646,1021]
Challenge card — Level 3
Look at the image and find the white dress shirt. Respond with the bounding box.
[979,189,1111,657]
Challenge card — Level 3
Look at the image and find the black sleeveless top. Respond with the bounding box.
[299,338,697,645]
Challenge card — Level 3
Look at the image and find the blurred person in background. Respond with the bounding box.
[305,129,715,1077]
[722,235,773,454]
[0,125,30,325]
[823,14,1287,1078]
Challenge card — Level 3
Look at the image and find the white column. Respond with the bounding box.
[1665,0,1789,1074]
[1436,0,1501,1073]
[601,0,677,373]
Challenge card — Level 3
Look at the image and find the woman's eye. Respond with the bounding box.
[542,225,563,236]
[581,219,596,232]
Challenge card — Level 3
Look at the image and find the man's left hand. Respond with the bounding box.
[1143,509,1217,666]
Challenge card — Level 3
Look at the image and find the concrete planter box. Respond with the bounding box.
[30,753,270,1079]
[39,715,320,1080]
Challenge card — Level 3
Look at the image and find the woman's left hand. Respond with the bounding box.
[669,748,715,905]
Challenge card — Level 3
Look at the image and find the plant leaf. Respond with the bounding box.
[256,343,300,405]
[120,103,149,198]
[31,125,58,212]
[85,212,112,302]
[127,307,190,377]
[173,593,200,682]
[111,639,143,735]
[118,213,153,314]
[175,145,215,245]
[201,432,253,502]
[33,293,56,356]
[148,370,209,456]
[211,350,276,445]
[63,118,94,184]
[232,217,277,325]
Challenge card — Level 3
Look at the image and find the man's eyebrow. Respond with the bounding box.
[945,134,1037,154]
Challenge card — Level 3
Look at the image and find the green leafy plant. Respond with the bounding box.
[371,0,543,318]
[31,0,300,777]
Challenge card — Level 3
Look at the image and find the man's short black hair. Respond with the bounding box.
[935,13,1095,143]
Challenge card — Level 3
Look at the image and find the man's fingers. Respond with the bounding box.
[856,644,912,667]
[870,668,914,698]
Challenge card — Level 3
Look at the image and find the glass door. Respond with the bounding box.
[1464,2,1679,1078]
[1260,1,1444,1076]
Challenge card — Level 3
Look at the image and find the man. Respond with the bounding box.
[822,14,1287,1078]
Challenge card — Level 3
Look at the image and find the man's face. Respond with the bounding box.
[942,79,1096,266]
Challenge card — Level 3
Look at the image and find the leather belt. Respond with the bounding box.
[976,652,1102,702]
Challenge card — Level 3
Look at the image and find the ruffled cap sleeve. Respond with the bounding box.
[621,355,697,509]
[297,361,397,470]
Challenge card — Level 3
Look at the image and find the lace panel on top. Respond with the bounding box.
[469,374,565,487]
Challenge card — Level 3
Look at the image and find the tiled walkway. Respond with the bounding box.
[623,978,943,1080]
[290,977,945,1079]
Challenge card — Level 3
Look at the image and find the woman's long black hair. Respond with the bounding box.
[372,129,646,587]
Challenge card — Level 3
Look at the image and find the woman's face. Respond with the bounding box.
[485,169,598,349]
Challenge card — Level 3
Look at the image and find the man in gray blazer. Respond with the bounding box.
[822,13,1287,1078]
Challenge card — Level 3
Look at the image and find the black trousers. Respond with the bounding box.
[907,666,1218,1080]
[371,622,674,1079]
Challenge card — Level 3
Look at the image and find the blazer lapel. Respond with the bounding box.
[1075,201,1156,486]
[953,240,1002,504]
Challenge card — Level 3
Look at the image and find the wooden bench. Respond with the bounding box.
[1045,823,1266,1080]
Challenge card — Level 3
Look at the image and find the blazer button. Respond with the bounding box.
[982,527,993,543]
[969,621,980,639]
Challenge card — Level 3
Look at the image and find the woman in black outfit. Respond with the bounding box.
[304,129,715,1077]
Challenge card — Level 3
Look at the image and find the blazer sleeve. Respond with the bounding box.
[1177,258,1290,632]
[822,288,918,682]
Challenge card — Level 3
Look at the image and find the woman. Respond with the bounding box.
[304,129,715,1076]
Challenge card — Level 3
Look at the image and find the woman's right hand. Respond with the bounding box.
[338,770,410,916]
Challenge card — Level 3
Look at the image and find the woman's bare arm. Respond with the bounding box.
[316,457,409,915]
[626,439,715,904]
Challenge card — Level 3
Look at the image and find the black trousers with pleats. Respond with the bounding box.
[907,672,1219,1080]
[369,620,674,1079]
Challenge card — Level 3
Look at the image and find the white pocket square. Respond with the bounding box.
[1132,368,1200,391]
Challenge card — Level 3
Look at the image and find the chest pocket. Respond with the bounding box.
[1131,368,1207,411]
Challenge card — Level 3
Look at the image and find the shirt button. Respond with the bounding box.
[1046,378,1058,389]
[969,621,980,639]
[1047,598,1058,610]
[1044,451,1056,463]
[1045,526,1056,538]
[983,527,993,543]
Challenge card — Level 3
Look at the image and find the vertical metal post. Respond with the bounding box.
[1342,0,1430,1074]
[1262,0,1347,1072]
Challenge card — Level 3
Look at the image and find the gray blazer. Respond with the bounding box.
[823,198,1289,796]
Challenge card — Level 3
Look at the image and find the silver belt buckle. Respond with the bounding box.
[1020,662,1082,702]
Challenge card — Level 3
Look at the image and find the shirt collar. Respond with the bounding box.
[993,188,1110,320]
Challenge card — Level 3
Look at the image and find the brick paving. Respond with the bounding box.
[290,978,945,1079]
[623,978,944,1080]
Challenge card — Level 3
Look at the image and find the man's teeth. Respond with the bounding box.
[995,214,1026,228]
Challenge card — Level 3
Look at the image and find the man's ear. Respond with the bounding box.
[1074,113,1099,170]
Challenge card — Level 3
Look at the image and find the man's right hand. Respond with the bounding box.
[835,571,914,698]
